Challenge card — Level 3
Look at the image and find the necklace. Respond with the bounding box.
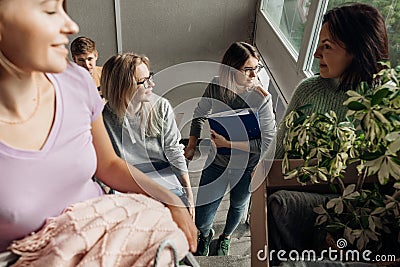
[0,76,41,125]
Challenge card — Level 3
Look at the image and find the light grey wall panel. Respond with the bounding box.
[67,0,257,70]
[119,0,257,72]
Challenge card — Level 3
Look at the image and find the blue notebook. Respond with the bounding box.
[207,108,261,155]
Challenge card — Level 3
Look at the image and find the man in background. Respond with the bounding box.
[70,36,103,90]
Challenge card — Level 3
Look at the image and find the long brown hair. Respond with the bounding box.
[323,3,389,90]
[219,42,260,101]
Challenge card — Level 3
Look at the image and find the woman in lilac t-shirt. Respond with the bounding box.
[0,0,197,265]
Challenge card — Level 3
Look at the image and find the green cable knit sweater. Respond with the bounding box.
[274,75,349,159]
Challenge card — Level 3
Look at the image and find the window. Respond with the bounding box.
[261,0,312,58]
[256,1,323,102]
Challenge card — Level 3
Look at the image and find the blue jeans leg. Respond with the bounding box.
[223,168,252,236]
[195,163,227,236]
[195,163,252,237]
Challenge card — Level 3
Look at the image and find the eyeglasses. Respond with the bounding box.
[241,64,263,76]
[136,72,154,89]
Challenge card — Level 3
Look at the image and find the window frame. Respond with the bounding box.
[255,0,328,104]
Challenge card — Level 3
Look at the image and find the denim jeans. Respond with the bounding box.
[195,163,252,236]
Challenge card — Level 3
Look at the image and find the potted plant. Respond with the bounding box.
[282,63,400,256]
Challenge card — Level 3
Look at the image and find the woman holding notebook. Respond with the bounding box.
[185,41,276,256]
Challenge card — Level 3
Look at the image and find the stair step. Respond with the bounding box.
[194,255,251,267]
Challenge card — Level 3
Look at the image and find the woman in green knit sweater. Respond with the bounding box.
[268,3,389,262]
[274,77,348,158]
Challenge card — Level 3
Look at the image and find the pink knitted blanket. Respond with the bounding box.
[9,194,188,266]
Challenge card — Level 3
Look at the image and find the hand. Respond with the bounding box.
[186,191,195,221]
[250,82,268,97]
[188,206,195,222]
[167,205,198,252]
[184,146,195,160]
[210,130,230,148]
[251,162,261,177]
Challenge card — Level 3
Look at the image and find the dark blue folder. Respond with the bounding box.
[207,108,261,155]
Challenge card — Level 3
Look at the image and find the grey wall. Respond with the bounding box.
[66,0,258,138]
[67,0,117,65]
[67,0,257,70]
[119,0,257,72]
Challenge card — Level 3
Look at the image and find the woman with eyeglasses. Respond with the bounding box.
[185,41,276,256]
[101,53,195,219]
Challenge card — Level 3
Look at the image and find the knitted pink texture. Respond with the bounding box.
[9,194,189,267]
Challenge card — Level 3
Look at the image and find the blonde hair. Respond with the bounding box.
[101,53,162,137]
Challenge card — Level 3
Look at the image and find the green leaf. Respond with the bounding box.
[343,184,356,196]
[368,216,375,232]
[360,151,384,161]
[371,207,385,215]
[347,101,367,111]
[365,230,379,241]
[392,157,400,165]
[357,234,366,251]
[298,173,310,183]
[377,158,390,185]
[365,156,384,175]
[388,158,400,180]
[346,90,362,97]
[386,202,395,209]
[327,198,340,209]
[283,169,298,180]
[344,227,356,244]
[315,214,328,225]
[371,216,383,229]
[293,115,307,127]
[352,229,362,238]
[318,171,328,182]
[313,205,326,215]
[394,181,400,190]
[334,201,344,214]
[372,110,391,125]
[386,131,400,142]
[388,138,400,154]
[371,88,390,106]
[344,191,360,200]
